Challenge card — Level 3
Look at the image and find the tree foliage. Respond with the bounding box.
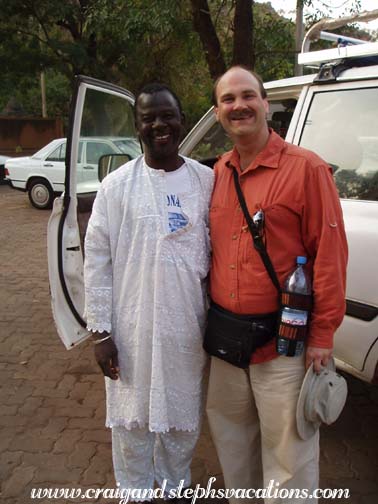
[0,0,373,131]
[253,2,295,81]
[0,0,212,127]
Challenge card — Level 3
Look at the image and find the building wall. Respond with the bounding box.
[0,117,64,157]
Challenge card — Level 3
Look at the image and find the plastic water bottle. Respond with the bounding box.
[276,256,312,357]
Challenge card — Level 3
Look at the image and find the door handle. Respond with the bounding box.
[43,163,54,167]
[83,165,94,170]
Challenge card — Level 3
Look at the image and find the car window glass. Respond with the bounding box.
[188,99,296,162]
[86,142,116,165]
[46,145,63,162]
[77,88,138,188]
[75,87,138,252]
[60,142,66,161]
[299,88,378,201]
[113,139,141,158]
[189,122,233,161]
[32,141,61,159]
[45,141,70,163]
[268,99,297,139]
[77,141,83,163]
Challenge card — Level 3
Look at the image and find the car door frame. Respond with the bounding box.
[48,75,136,349]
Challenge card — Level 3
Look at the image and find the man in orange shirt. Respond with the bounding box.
[206,66,348,502]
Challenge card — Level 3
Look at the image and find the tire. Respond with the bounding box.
[28,178,54,210]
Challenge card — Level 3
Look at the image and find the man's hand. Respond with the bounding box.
[94,338,120,380]
[305,346,333,373]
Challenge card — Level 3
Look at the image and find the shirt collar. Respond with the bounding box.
[225,129,285,174]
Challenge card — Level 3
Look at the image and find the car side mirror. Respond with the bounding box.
[98,154,131,182]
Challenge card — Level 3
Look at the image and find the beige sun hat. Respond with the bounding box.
[296,358,348,440]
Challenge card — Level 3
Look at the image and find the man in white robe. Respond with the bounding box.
[84,83,214,498]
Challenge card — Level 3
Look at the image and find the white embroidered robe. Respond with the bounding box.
[84,156,214,432]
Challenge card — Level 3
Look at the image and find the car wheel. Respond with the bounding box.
[28,178,54,210]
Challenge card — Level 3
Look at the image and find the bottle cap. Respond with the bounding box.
[297,256,307,265]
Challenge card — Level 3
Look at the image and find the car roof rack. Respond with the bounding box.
[298,41,378,67]
[297,10,378,81]
[301,9,378,53]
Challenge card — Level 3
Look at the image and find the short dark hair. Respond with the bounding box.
[134,83,183,115]
[212,65,267,106]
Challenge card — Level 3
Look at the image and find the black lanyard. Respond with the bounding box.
[232,167,281,294]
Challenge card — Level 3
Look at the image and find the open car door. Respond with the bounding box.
[47,76,139,349]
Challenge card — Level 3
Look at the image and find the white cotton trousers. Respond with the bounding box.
[206,356,319,504]
[112,426,200,498]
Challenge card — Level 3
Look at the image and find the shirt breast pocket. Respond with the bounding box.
[252,203,303,271]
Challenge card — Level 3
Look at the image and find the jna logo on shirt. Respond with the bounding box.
[167,193,188,232]
[167,194,181,207]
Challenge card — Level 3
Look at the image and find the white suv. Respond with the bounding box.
[47,45,378,383]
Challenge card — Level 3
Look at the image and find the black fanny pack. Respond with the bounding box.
[203,303,278,369]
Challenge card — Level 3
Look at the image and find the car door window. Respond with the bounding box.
[46,144,65,162]
[299,87,378,201]
[189,122,233,162]
[77,141,83,163]
[48,77,137,348]
[75,86,138,249]
[86,141,116,165]
[76,88,138,189]
[60,142,66,161]
[46,141,83,164]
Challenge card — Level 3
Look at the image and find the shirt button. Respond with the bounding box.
[232,234,238,240]
[230,264,236,270]
[242,225,248,233]
[230,293,235,298]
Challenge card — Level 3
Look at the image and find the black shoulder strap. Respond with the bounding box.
[232,168,281,294]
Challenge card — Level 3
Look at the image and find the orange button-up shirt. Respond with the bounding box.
[209,131,348,364]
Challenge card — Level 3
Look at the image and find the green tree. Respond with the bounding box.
[253,3,295,80]
[189,1,296,80]
[0,0,304,129]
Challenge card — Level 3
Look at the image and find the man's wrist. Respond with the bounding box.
[93,334,112,345]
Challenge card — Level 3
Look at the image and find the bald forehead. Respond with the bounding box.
[214,68,265,103]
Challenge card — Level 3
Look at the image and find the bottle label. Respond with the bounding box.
[281,308,308,326]
[281,291,312,311]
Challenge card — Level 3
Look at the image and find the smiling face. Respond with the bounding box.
[135,90,184,170]
[214,67,269,144]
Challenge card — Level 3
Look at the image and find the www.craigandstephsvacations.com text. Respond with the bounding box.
[30,476,350,502]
